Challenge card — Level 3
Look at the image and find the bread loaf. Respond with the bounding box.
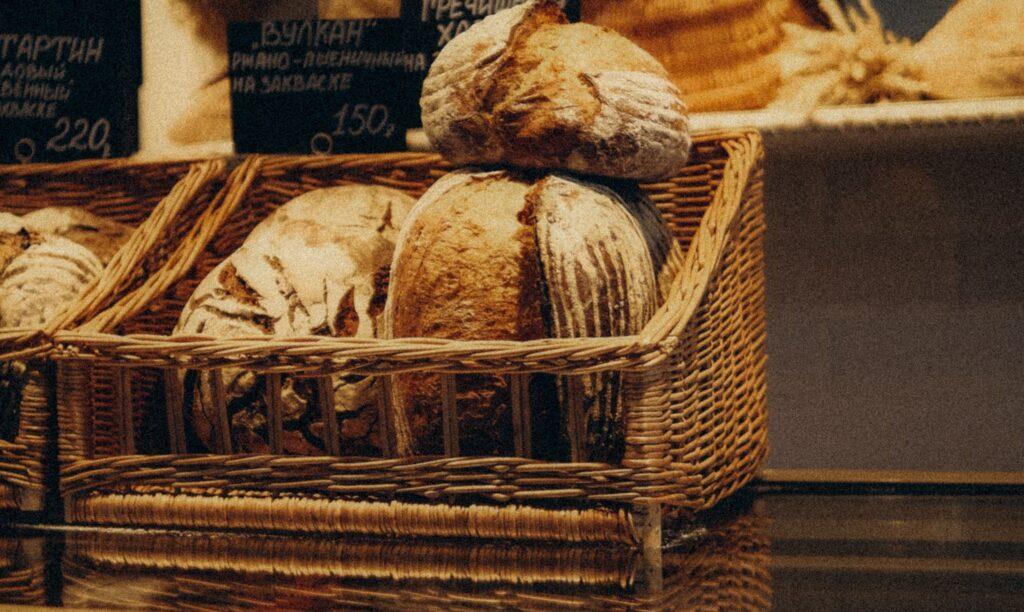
[0,214,32,275]
[0,237,103,327]
[22,207,132,265]
[909,0,1024,101]
[384,170,681,460]
[0,212,25,234]
[421,0,691,181]
[175,186,414,455]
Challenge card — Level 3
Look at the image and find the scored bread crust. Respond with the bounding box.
[22,207,131,266]
[384,170,680,460]
[421,0,691,181]
[0,237,103,327]
[175,186,414,456]
[384,170,547,456]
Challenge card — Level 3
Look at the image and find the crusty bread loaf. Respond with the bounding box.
[0,212,25,234]
[0,237,103,327]
[22,207,131,265]
[175,186,414,455]
[583,0,816,112]
[0,214,32,275]
[384,170,681,460]
[421,0,691,181]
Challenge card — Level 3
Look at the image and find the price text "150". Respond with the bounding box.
[333,103,395,139]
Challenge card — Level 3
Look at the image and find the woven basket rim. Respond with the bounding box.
[0,156,220,178]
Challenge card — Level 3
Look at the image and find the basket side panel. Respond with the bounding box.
[669,165,767,509]
[3,162,223,506]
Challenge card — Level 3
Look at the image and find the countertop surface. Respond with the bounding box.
[1,484,1022,610]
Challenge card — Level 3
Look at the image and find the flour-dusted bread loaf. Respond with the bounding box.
[175,186,415,455]
[421,0,691,181]
[384,170,681,460]
[22,207,132,265]
[0,237,103,327]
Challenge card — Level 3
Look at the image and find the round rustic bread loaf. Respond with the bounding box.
[583,0,821,112]
[175,185,415,456]
[420,0,691,181]
[0,237,103,327]
[383,170,682,460]
[22,207,132,265]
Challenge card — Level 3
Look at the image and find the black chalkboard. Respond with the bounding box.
[228,19,427,155]
[0,0,140,164]
[401,0,580,60]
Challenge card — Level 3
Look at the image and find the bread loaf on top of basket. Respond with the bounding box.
[384,169,682,460]
[421,0,691,181]
[175,185,414,455]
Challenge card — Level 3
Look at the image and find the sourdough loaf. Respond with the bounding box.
[22,207,132,265]
[421,0,691,181]
[0,237,103,327]
[175,186,414,455]
[384,170,681,460]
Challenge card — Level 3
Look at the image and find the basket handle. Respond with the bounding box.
[46,159,227,336]
[79,156,261,334]
[638,132,764,347]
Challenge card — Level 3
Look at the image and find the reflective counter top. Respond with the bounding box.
[2,485,1022,610]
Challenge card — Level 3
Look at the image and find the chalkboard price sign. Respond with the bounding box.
[229,19,427,155]
[0,0,141,164]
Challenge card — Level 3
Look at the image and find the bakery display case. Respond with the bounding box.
[4,487,1024,609]
[53,130,766,543]
[1,0,1021,609]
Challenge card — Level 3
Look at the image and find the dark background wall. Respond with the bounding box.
[842,0,955,40]
[764,133,1024,472]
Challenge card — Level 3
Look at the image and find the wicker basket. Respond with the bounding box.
[61,504,770,610]
[0,158,228,512]
[0,537,45,606]
[54,130,767,544]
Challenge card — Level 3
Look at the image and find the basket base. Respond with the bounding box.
[64,491,676,546]
[19,489,43,512]
[0,486,43,512]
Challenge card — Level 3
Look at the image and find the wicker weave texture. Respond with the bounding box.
[0,158,227,511]
[55,131,767,539]
[61,510,770,611]
[0,539,45,607]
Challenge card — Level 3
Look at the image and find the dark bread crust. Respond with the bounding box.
[387,173,546,455]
